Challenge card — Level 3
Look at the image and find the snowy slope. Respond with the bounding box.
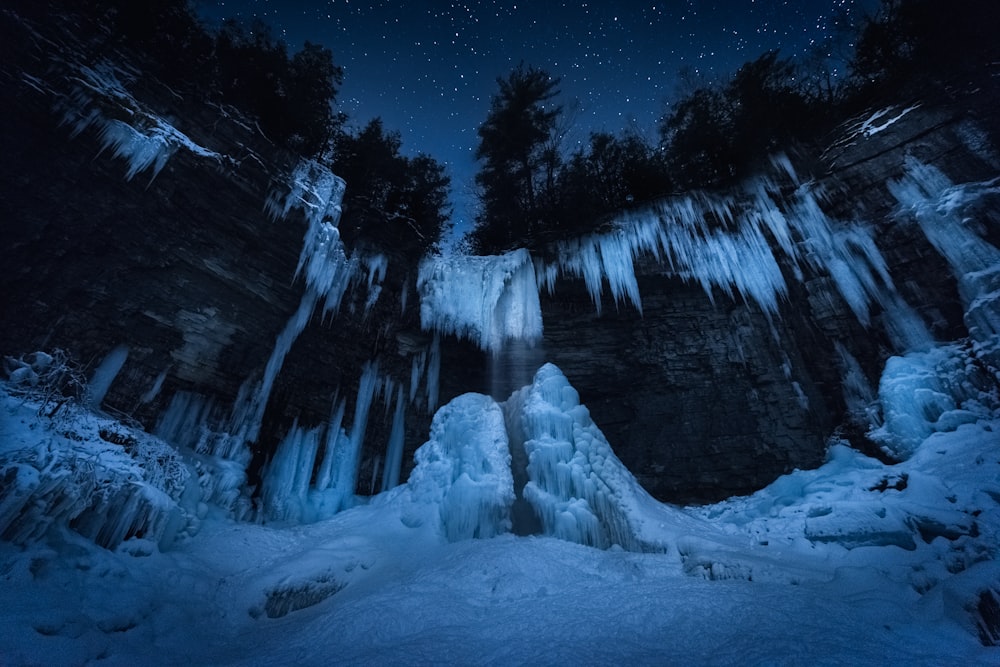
[2,347,999,664]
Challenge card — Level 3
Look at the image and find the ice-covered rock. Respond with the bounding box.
[871,344,997,460]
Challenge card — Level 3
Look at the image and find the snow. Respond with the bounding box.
[3,315,1000,664]
[417,248,543,353]
[2,360,998,663]
[855,104,922,138]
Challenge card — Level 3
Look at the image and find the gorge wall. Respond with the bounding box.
[3,7,999,506]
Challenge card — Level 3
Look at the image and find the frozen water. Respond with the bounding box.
[889,159,1000,353]
[62,61,223,182]
[405,392,514,541]
[417,248,543,353]
[503,363,678,551]
[260,423,322,524]
[86,344,129,409]
[870,343,997,460]
[381,387,406,492]
[1,330,999,663]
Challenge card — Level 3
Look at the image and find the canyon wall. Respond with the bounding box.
[2,8,998,504]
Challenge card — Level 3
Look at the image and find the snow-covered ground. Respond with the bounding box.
[1,350,998,665]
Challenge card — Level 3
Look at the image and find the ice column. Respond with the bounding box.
[381,387,406,491]
[503,363,659,551]
[889,159,1000,354]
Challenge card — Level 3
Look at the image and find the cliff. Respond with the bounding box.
[2,5,999,508]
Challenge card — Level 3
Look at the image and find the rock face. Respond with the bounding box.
[2,8,999,506]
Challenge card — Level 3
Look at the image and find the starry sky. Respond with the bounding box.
[196,0,877,235]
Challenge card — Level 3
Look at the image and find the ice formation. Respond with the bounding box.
[86,344,129,409]
[532,161,932,353]
[0,387,193,550]
[870,343,997,460]
[889,159,1000,357]
[504,364,668,551]
[381,387,406,491]
[62,61,223,182]
[260,423,323,523]
[404,393,514,541]
[417,248,543,353]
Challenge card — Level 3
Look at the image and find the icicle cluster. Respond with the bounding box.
[256,363,400,523]
[61,61,222,182]
[888,159,1000,357]
[534,162,932,347]
[1,389,193,551]
[417,248,543,353]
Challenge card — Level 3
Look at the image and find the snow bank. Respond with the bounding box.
[417,249,543,353]
[404,393,514,541]
[0,387,194,550]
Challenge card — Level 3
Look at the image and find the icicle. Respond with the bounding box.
[363,253,389,314]
[888,159,1000,349]
[314,362,381,514]
[63,61,223,183]
[139,367,168,404]
[259,422,322,523]
[87,344,129,409]
[229,289,319,444]
[426,333,441,412]
[314,398,346,492]
[381,387,406,492]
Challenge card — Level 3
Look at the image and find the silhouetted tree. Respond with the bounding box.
[549,132,671,238]
[331,119,451,257]
[659,51,809,189]
[851,0,1000,94]
[471,64,563,253]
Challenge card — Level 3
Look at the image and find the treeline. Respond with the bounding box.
[25,0,452,256]
[468,0,1000,254]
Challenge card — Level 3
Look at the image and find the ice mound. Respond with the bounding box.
[404,393,514,541]
[871,343,998,460]
[504,363,673,551]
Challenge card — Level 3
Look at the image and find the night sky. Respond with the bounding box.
[196,0,878,235]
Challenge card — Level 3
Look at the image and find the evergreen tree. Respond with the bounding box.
[331,119,451,257]
[471,64,562,253]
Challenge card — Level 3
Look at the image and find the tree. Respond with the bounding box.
[659,51,809,189]
[550,131,671,238]
[331,119,451,257]
[213,20,342,155]
[851,0,999,94]
[471,64,563,253]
